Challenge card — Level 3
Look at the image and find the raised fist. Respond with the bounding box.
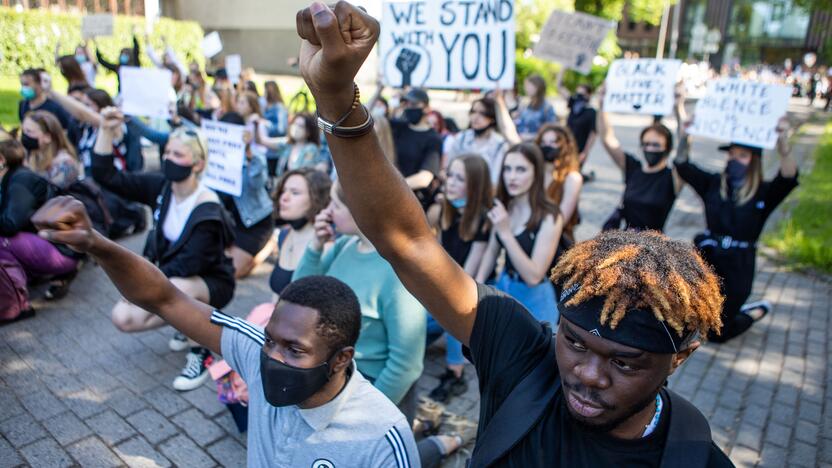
[395,48,421,88]
[32,196,99,253]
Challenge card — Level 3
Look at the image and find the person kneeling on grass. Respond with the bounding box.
[31,197,419,467]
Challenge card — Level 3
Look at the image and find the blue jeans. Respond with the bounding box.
[426,315,465,366]
[496,271,559,325]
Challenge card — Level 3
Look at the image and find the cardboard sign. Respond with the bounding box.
[533,10,615,75]
[380,0,515,90]
[603,59,681,115]
[688,79,791,150]
[119,67,173,119]
[82,14,114,40]
[202,31,223,59]
[225,54,242,84]
[201,120,245,197]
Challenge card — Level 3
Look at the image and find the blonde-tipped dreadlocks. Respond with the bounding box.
[550,230,723,338]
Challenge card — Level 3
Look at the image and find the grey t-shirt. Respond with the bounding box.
[211,310,419,468]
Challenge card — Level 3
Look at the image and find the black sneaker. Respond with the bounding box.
[172,347,213,391]
[429,369,467,403]
[45,269,78,301]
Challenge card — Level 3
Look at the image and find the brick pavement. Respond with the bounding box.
[0,105,829,467]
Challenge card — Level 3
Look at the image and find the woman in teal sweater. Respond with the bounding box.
[293,181,426,414]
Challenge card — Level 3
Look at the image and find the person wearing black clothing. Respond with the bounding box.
[92,108,235,392]
[94,34,140,92]
[289,5,733,467]
[676,116,799,343]
[565,84,598,167]
[18,69,72,129]
[596,86,682,232]
[389,88,443,209]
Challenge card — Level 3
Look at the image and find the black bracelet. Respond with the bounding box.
[316,84,375,138]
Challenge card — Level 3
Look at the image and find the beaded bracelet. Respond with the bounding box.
[316,83,374,138]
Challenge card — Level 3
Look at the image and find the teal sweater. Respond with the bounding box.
[293,236,426,404]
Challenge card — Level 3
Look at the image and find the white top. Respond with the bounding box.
[162,183,213,242]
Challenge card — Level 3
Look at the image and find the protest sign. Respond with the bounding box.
[603,59,681,115]
[533,10,615,75]
[82,14,114,40]
[379,0,515,90]
[202,120,245,197]
[119,67,173,119]
[225,54,242,84]
[202,31,223,59]
[688,79,790,150]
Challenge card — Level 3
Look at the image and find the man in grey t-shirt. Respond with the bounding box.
[28,197,418,467]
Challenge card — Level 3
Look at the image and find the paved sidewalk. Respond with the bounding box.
[1,105,829,467]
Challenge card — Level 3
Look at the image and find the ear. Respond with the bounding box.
[331,346,354,375]
[192,158,206,173]
[667,340,700,376]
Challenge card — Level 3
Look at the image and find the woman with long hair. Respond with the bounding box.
[57,55,90,90]
[425,154,492,402]
[475,143,563,324]
[263,80,289,174]
[92,108,235,392]
[257,112,329,176]
[446,97,508,185]
[535,123,583,246]
[676,110,798,342]
[513,74,557,140]
[21,111,82,189]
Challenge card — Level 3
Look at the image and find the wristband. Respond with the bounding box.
[316,83,375,138]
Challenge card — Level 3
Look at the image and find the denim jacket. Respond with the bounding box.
[274,143,329,176]
[232,152,273,228]
[514,101,556,137]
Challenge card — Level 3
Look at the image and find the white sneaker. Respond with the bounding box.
[172,348,212,391]
[740,300,771,321]
[169,331,189,352]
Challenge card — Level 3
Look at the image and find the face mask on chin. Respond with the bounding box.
[259,349,336,407]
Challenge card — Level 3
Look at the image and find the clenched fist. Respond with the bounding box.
[32,196,100,253]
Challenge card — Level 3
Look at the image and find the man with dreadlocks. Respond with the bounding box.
[286,3,734,467]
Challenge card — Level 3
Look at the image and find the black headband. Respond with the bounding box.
[556,283,692,354]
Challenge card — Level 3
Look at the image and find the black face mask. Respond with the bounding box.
[643,150,667,167]
[472,125,491,137]
[725,159,748,190]
[259,349,334,407]
[287,217,309,231]
[541,145,561,163]
[402,108,424,125]
[163,159,194,182]
[21,134,39,152]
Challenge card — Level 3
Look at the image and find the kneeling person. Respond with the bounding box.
[31,197,418,468]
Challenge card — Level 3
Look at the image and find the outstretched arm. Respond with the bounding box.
[296,1,479,344]
[32,197,222,354]
[494,88,521,145]
[596,86,626,171]
[776,117,798,178]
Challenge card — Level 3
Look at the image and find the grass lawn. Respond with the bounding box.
[765,121,832,274]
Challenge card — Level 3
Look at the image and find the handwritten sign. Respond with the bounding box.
[82,14,114,40]
[603,59,681,115]
[225,54,242,85]
[688,79,791,149]
[202,120,245,197]
[533,10,615,75]
[119,67,173,119]
[380,0,515,90]
[202,31,223,59]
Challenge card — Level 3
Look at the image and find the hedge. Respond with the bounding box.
[0,7,204,78]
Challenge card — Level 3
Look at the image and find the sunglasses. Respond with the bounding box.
[178,128,207,158]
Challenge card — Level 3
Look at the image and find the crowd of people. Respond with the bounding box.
[1,1,807,466]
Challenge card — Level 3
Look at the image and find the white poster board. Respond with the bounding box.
[82,14,114,40]
[225,54,242,84]
[201,120,245,197]
[119,67,173,119]
[202,31,223,59]
[603,59,682,115]
[533,10,615,75]
[688,79,791,149]
[380,0,515,90]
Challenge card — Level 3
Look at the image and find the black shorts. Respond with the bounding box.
[202,273,235,309]
[233,215,274,256]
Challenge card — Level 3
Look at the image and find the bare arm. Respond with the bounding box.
[596,86,626,171]
[475,233,500,283]
[495,89,521,145]
[491,208,562,285]
[32,197,222,354]
[580,131,597,165]
[297,2,479,345]
[462,241,487,278]
[49,90,103,127]
[776,117,798,178]
[559,171,582,221]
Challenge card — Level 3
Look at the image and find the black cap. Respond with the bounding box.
[402,88,429,106]
[718,143,763,157]
[214,68,228,80]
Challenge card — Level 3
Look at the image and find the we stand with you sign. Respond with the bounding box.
[380,0,516,90]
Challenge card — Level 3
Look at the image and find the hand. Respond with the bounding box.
[296,1,380,101]
[242,129,253,145]
[311,208,335,251]
[32,197,100,253]
[100,107,125,133]
[487,200,510,235]
[775,117,792,156]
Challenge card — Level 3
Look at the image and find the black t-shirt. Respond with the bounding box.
[469,284,734,467]
[440,211,490,266]
[621,153,676,231]
[675,160,798,242]
[18,98,72,129]
[390,119,442,178]
[567,107,597,153]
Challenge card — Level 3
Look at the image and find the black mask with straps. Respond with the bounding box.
[259,348,341,407]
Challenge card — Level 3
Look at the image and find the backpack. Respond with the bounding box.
[0,257,31,323]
